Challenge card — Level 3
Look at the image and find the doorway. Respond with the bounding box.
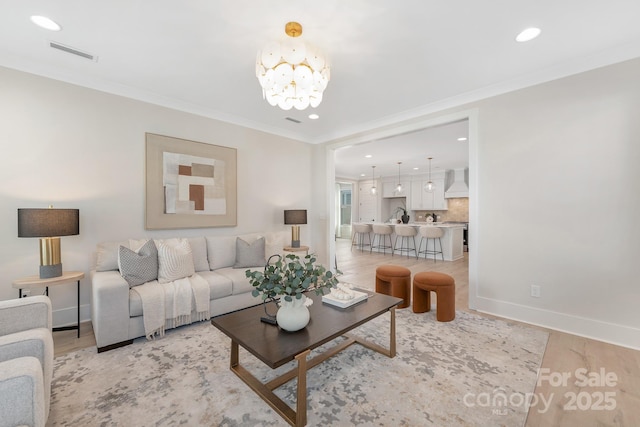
[326,109,478,309]
[335,182,353,240]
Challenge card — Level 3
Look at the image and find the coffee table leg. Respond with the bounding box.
[294,350,310,427]
[389,306,396,357]
[229,341,308,426]
[230,340,239,369]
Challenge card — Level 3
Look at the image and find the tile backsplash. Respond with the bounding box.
[413,198,469,222]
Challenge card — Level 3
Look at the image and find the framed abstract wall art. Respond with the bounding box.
[145,133,237,229]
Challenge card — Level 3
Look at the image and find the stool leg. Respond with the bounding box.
[412,236,418,260]
[377,276,410,309]
[412,286,431,313]
[405,236,410,258]
[438,237,444,262]
[432,238,436,263]
[391,277,410,309]
[435,286,455,322]
[376,277,389,296]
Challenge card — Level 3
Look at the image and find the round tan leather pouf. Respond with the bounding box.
[375,265,411,308]
[412,271,455,321]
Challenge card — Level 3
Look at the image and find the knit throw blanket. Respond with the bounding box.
[132,273,210,340]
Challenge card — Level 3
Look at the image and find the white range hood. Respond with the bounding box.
[445,168,469,198]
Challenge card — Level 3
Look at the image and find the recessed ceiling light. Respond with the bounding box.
[413,167,419,170]
[457,137,468,141]
[516,27,541,42]
[30,15,61,31]
[308,113,319,120]
[364,154,372,158]
[360,173,366,177]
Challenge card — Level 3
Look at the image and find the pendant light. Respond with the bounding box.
[370,165,377,195]
[424,157,435,193]
[396,162,402,193]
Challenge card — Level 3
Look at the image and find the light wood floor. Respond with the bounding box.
[53,239,640,426]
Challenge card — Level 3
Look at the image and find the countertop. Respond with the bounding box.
[365,222,465,228]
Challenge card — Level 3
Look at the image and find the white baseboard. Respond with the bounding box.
[474,297,640,351]
[52,303,91,328]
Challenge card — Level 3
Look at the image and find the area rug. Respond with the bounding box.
[48,309,548,426]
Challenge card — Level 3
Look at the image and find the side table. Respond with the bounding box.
[283,245,310,256]
[12,271,84,338]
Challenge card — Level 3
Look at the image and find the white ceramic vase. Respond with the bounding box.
[276,295,310,332]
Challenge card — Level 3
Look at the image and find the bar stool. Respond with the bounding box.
[418,226,444,262]
[351,223,372,252]
[370,224,394,255]
[394,225,418,259]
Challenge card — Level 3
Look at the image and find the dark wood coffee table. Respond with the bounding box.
[211,290,402,426]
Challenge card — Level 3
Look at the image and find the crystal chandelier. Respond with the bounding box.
[255,22,330,110]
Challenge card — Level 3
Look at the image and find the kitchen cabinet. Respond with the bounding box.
[358,180,378,222]
[382,181,410,198]
[410,179,448,210]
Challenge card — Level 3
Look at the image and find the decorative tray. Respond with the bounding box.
[322,288,369,308]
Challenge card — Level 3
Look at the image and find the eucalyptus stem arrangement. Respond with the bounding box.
[246,253,340,302]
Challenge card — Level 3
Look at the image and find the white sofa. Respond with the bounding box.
[91,232,288,352]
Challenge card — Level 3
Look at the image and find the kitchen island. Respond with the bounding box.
[364,222,465,261]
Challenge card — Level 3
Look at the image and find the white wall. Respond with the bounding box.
[472,58,640,349]
[0,66,314,327]
[321,58,640,350]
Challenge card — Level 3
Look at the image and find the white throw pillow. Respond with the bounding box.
[156,238,195,283]
[188,237,209,272]
[96,240,128,271]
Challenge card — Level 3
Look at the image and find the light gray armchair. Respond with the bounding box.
[0,295,53,427]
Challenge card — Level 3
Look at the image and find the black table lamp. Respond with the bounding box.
[18,207,80,278]
[284,209,307,248]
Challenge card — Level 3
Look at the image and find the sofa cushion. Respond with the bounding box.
[96,240,129,272]
[197,271,234,300]
[216,267,261,295]
[118,240,158,287]
[156,239,195,283]
[233,236,266,268]
[188,237,209,272]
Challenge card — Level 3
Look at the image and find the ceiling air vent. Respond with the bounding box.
[49,41,98,62]
[285,117,301,124]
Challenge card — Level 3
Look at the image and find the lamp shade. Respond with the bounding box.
[18,208,79,237]
[284,210,307,225]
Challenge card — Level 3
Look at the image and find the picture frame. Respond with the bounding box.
[145,133,237,229]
